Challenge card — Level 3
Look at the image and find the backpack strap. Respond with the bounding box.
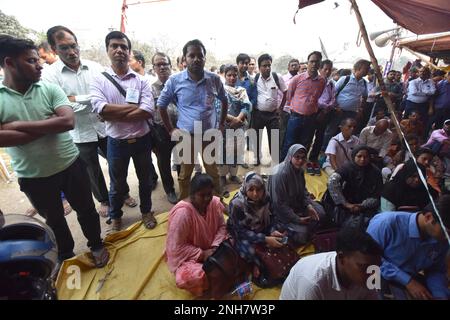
[254,72,281,90]
[254,73,260,86]
[335,75,351,98]
[102,72,126,97]
[272,72,281,90]
[333,138,351,162]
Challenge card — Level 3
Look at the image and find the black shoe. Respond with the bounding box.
[167,191,178,204]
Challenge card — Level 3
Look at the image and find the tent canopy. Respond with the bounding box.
[398,32,450,59]
[366,0,450,35]
[298,0,450,35]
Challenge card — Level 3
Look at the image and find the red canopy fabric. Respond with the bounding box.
[371,0,450,35]
[399,33,450,59]
[298,0,325,9]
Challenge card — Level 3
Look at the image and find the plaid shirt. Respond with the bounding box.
[287,72,326,115]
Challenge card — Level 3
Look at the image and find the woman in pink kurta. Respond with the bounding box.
[166,174,228,296]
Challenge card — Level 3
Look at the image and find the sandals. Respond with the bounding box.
[62,200,73,216]
[98,202,109,218]
[91,247,110,268]
[26,199,72,217]
[124,196,138,208]
[142,212,157,230]
[26,207,38,217]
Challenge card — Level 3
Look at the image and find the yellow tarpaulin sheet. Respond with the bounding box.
[56,173,328,300]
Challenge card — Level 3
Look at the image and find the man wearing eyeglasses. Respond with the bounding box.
[42,26,136,219]
[150,52,178,204]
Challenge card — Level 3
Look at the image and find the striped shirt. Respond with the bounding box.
[90,68,154,140]
[287,72,326,115]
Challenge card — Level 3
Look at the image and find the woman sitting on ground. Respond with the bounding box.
[227,172,287,287]
[324,145,383,229]
[166,174,227,296]
[269,144,325,245]
[380,159,438,212]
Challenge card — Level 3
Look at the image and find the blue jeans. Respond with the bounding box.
[281,113,317,161]
[107,133,153,219]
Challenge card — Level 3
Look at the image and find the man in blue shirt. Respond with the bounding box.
[367,195,450,300]
[158,39,228,200]
[322,59,370,150]
[432,71,450,129]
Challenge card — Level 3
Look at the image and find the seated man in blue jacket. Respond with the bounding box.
[367,195,450,300]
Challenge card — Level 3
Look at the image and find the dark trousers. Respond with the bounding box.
[77,138,134,204]
[107,133,153,219]
[152,123,175,195]
[250,109,280,164]
[429,107,450,131]
[279,110,290,153]
[322,110,357,151]
[76,138,109,203]
[281,112,317,161]
[309,110,332,162]
[18,158,103,260]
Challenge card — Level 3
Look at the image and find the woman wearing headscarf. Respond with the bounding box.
[325,145,383,229]
[380,159,437,212]
[268,144,325,245]
[228,172,290,287]
[166,174,228,297]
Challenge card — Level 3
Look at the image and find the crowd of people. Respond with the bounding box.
[0,25,449,300]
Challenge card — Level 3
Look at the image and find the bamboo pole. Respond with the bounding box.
[348,0,449,245]
[399,46,439,70]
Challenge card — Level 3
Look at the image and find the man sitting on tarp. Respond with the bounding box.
[367,195,450,300]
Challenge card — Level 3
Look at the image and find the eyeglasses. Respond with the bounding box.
[56,44,79,52]
[154,63,170,68]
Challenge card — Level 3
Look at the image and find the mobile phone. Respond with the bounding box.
[280,236,288,245]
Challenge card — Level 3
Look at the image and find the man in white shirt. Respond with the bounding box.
[406,67,436,126]
[42,26,136,217]
[250,54,287,165]
[359,119,393,158]
[323,118,361,176]
[280,227,381,300]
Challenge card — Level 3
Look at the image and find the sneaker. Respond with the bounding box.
[167,191,178,204]
[229,175,242,184]
[306,162,315,176]
[313,163,322,176]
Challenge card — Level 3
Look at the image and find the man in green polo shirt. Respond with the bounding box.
[0,35,109,267]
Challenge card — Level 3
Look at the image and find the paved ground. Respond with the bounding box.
[0,136,275,255]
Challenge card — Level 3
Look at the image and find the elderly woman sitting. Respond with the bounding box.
[324,145,383,229]
[268,144,325,245]
[166,174,227,296]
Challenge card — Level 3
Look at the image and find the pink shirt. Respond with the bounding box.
[166,197,227,273]
[287,72,326,115]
